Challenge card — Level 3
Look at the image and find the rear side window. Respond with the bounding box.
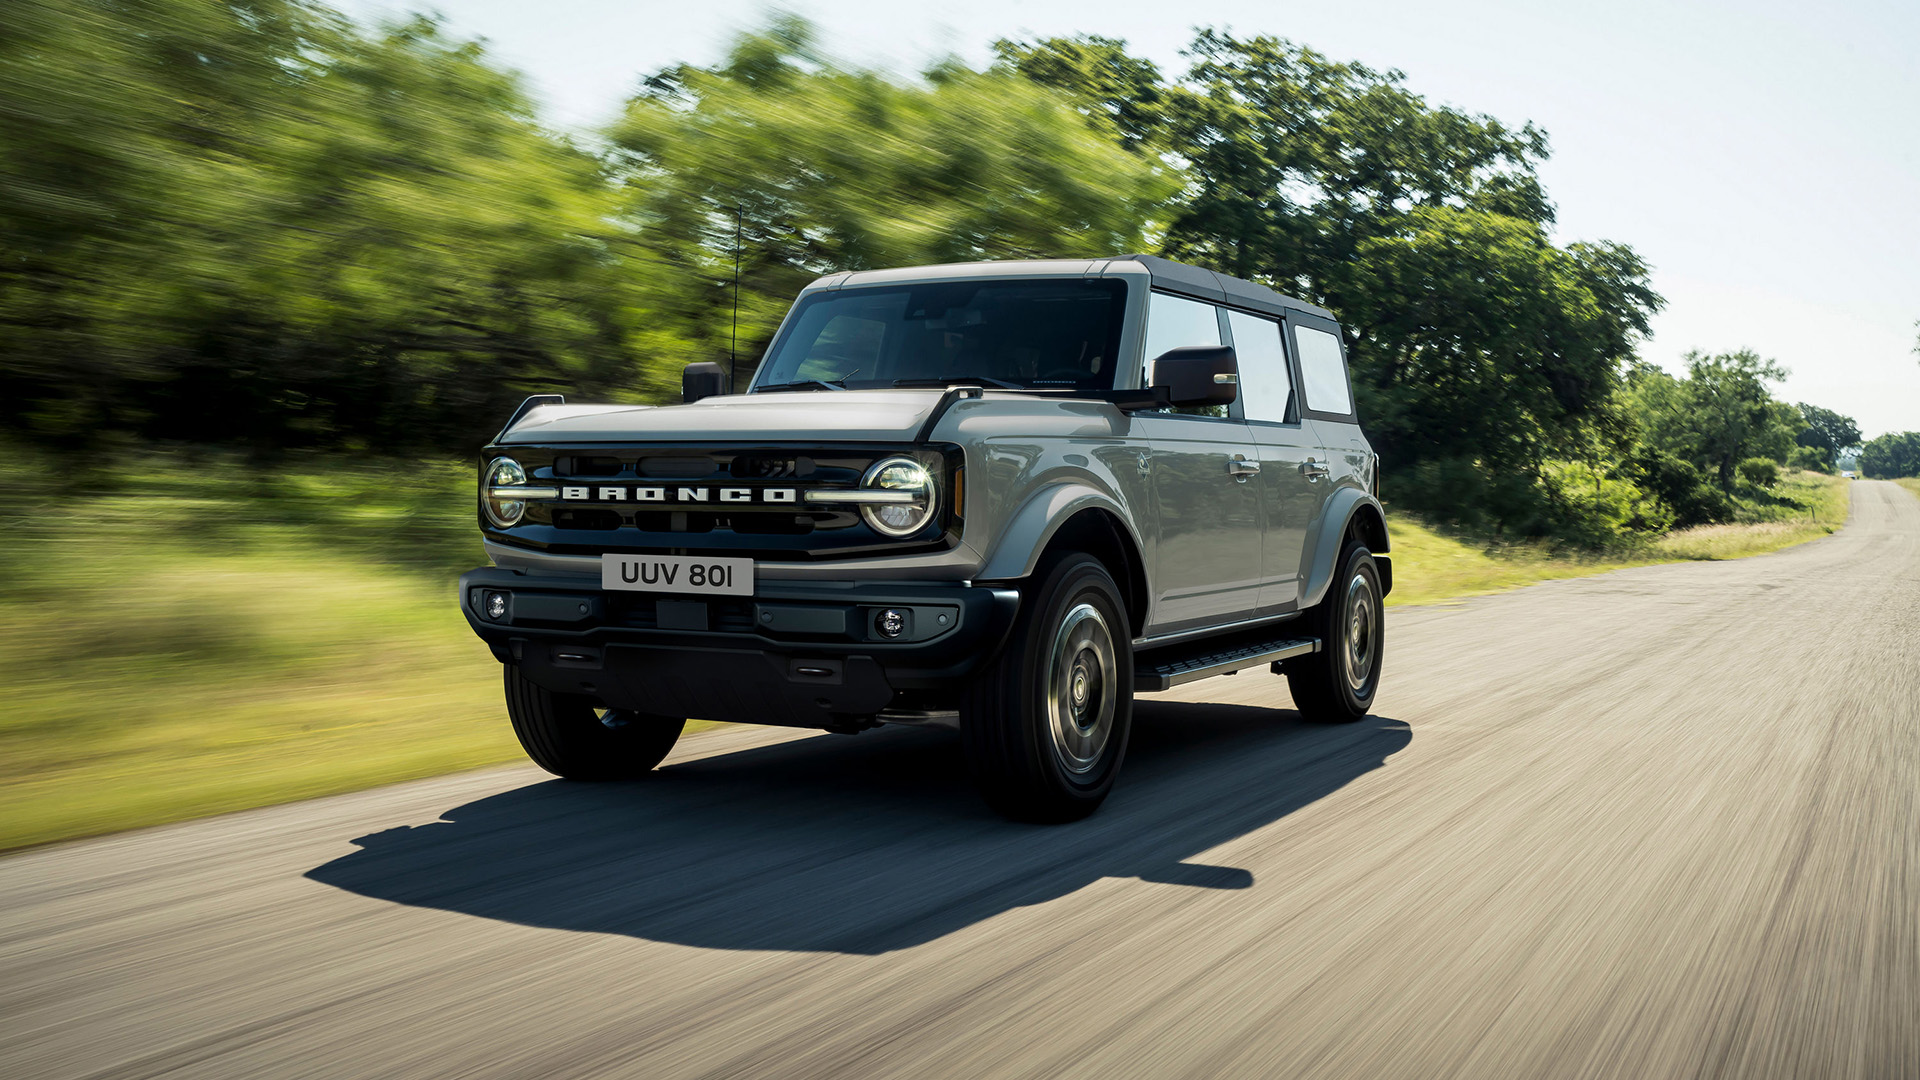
[1295,325,1353,417]
[1226,310,1291,423]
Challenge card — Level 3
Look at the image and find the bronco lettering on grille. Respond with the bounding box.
[558,486,800,504]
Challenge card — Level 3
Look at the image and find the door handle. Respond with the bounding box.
[1299,458,1330,482]
[1227,455,1261,480]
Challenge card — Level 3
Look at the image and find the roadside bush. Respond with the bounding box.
[1737,457,1780,488]
[1628,449,1734,528]
[1788,446,1829,473]
[1539,460,1671,546]
[1388,455,1676,548]
[1387,456,1552,537]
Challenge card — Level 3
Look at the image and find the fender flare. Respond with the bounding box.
[1299,487,1392,609]
[976,483,1148,584]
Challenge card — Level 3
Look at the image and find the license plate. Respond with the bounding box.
[601,554,754,597]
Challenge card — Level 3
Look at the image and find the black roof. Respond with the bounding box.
[1114,253,1333,321]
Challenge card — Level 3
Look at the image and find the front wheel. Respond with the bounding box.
[962,554,1134,823]
[1286,540,1385,722]
[504,664,685,779]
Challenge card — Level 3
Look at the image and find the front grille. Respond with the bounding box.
[552,508,621,530]
[532,449,872,537]
[730,453,815,479]
[561,455,624,477]
[481,442,961,560]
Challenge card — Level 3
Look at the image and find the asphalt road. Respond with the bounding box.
[4,481,1917,1080]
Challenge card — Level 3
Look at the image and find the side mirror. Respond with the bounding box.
[682,362,727,404]
[1149,345,1239,408]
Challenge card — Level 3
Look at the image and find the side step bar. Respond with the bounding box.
[1133,636,1320,692]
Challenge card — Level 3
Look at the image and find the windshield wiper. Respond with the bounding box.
[890,376,1023,390]
[754,379,846,393]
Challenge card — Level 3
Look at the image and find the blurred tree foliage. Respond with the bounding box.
[1,0,635,454]
[0,6,1860,542]
[0,5,1165,452]
[605,17,1173,390]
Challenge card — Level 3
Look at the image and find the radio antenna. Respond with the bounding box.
[729,206,742,393]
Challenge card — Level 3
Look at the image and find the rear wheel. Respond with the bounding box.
[1286,539,1384,722]
[962,554,1134,822]
[504,664,685,779]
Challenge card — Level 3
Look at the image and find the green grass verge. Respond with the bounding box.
[1383,519,1647,607]
[0,454,1851,851]
[1386,469,1850,607]
[1894,478,1920,500]
[0,454,526,851]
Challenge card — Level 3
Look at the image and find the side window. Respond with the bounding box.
[1142,292,1225,418]
[1226,310,1291,423]
[1295,325,1353,417]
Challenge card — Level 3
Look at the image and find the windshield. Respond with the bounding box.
[752,278,1127,392]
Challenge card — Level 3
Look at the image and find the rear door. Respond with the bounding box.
[1225,308,1320,614]
[1290,314,1370,491]
[1134,292,1264,634]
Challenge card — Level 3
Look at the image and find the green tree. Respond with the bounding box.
[1636,350,1800,491]
[1793,402,1861,472]
[1860,431,1920,478]
[989,35,1165,152]
[998,30,1661,534]
[608,20,1176,388]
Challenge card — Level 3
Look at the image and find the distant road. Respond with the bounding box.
[4,481,1916,1080]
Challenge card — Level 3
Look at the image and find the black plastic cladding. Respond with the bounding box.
[478,443,965,560]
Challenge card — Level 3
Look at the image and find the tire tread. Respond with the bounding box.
[504,665,684,780]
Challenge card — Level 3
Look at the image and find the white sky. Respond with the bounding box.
[339,0,1920,439]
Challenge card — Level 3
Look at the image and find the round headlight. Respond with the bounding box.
[860,457,937,537]
[483,457,529,528]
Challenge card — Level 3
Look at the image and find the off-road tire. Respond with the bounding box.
[1286,539,1385,722]
[504,664,685,780]
[962,553,1134,823]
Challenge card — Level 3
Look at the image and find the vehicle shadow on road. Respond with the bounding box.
[305,701,1410,954]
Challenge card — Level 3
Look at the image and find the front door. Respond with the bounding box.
[1137,414,1264,632]
[1136,291,1265,634]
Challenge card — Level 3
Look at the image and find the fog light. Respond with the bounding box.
[876,608,906,638]
[486,592,508,620]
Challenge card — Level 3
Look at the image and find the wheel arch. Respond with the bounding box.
[978,486,1151,640]
[1300,488,1392,608]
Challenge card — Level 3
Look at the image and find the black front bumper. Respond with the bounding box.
[458,567,1019,727]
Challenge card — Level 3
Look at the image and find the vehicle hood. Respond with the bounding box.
[497,390,947,445]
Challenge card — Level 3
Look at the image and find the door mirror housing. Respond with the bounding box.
[1148,345,1239,408]
[682,362,727,404]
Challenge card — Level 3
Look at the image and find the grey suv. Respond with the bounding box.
[459,254,1389,821]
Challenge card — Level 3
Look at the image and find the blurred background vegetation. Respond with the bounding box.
[2,0,1901,514]
[0,0,1901,848]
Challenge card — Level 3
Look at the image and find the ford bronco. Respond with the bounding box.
[459,254,1389,821]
